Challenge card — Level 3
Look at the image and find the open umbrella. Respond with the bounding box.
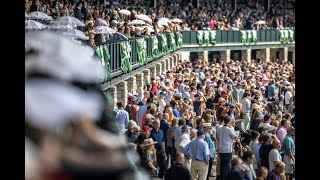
[53,16,85,26]
[112,32,128,40]
[158,18,171,26]
[119,9,131,16]
[48,24,74,31]
[25,20,46,30]
[25,31,103,83]
[128,20,146,25]
[93,26,116,34]
[62,29,89,40]
[255,20,266,25]
[94,18,108,27]
[135,14,152,23]
[142,26,154,32]
[28,11,53,21]
[171,18,182,23]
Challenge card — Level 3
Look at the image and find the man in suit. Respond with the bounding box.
[242,151,257,180]
[165,152,192,180]
[224,157,250,180]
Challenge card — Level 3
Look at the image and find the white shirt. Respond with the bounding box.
[217,125,237,153]
[215,124,223,151]
[268,148,282,170]
[258,122,272,129]
[241,98,251,113]
[177,133,190,153]
[159,98,166,113]
[285,91,292,105]
[242,162,256,180]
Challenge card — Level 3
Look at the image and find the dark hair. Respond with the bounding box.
[231,157,242,167]
[251,130,260,140]
[178,119,185,126]
[116,101,125,108]
[181,125,189,133]
[280,119,287,126]
[136,133,148,144]
[223,115,232,124]
[196,118,203,126]
[171,101,177,108]
[146,97,153,103]
[242,151,254,161]
[257,126,267,134]
[260,135,270,143]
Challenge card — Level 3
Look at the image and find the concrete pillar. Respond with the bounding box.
[156,63,162,76]
[241,49,251,62]
[279,47,288,63]
[136,73,144,98]
[161,60,167,73]
[108,86,117,110]
[172,54,177,67]
[259,48,270,62]
[143,69,151,84]
[220,50,231,63]
[166,58,171,71]
[197,51,208,62]
[127,76,137,95]
[116,81,128,105]
[149,66,157,80]
[181,51,190,62]
[168,57,173,71]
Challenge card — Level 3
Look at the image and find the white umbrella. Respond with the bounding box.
[119,9,131,16]
[25,78,103,131]
[255,20,266,25]
[158,18,171,26]
[142,26,154,32]
[93,26,116,34]
[28,11,52,21]
[171,18,182,23]
[53,16,85,27]
[48,24,74,31]
[135,14,152,23]
[25,20,46,30]
[25,31,104,83]
[62,29,89,40]
[128,20,146,25]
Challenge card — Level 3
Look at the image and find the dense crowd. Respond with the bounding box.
[119,58,295,180]
[25,0,295,45]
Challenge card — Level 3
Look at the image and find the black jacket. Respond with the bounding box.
[224,168,250,180]
[165,163,192,180]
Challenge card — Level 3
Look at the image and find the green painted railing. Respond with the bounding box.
[94,30,294,82]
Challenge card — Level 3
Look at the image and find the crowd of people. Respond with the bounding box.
[119,58,295,180]
[25,0,295,45]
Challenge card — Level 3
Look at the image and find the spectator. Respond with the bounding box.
[165,152,192,180]
[266,162,286,180]
[282,126,295,180]
[268,139,282,171]
[256,166,268,180]
[224,157,250,180]
[242,151,257,180]
[115,101,129,133]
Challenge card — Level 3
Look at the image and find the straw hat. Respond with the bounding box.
[141,138,157,147]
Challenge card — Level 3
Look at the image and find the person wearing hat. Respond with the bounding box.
[282,126,295,180]
[141,138,159,177]
[183,129,210,180]
[129,95,140,122]
[142,125,151,137]
[203,123,216,179]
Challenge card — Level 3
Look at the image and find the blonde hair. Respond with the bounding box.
[272,120,280,128]
[190,129,198,141]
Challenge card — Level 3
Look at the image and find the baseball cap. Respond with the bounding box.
[237,82,243,86]
[160,91,166,95]
[174,92,182,97]
[221,91,228,95]
[287,126,295,131]
[197,129,205,136]
[133,95,140,101]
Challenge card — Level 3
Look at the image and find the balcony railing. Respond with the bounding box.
[94,29,294,83]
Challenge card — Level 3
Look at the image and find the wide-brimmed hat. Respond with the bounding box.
[141,138,157,147]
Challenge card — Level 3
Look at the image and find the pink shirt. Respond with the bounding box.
[276,126,287,143]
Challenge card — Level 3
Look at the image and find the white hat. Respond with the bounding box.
[205,79,212,83]
[284,81,291,86]
[174,92,182,97]
[145,114,155,119]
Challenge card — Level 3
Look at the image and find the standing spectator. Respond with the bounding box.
[242,151,257,180]
[183,129,210,180]
[224,157,250,180]
[159,91,167,113]
[258,114,272,129]
[284,86,293,111]
[115,101,129,133]
[248,131,260,171]
[276,119,289,143]
[232,82,242,104]
[141,138,159,177]
[268,139,282,171]
[259,135,274,169]
[282,126,295,180]
[167,118,178,166]
[217,115,238,180]
[266,162,286,180]
[241,92,251,130]
[129,96,140,122]
[137,98,153,128]
[129,126,140,143]
[29,0,39,12]
[203,123,216,179]
[160,113,171,172]
[81,1,89,22]
[165,152,192,180]
[150,119,167,178]
[177,125,191,170]
[74,2,82,20]
[174,119,186,150]
[267,79,276,98]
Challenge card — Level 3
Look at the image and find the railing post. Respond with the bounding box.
[136,73,144,98]
[143,69,151,84]
[156,63,162,76]
[150,66,157,80]
[220,50,231,63]
[127,76,137,96]
[161,60,166,73]
[116,81,128,105]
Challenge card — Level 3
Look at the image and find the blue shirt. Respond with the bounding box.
[160,119,170,144]
[172,108,180,118]
[282,134,295,156]
[184,137,210,161]
[115,108,129,133]
[150,128,165,153]
[254,143,262,167]
[129,134,138,143]
[267,84,276,98]
[205,132,216,159]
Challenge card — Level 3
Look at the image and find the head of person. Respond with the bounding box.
[171,118,178,127]
[258,127,268,135]
[174,152,185,165]
[251,130,260,141]
[141,138,157,151]
[223,115,233,126]
[203,123,212,133]
[116,101,125,108]
[162,113,169,121]
[281,119,289,129]
[178,119,186,126]
[197,129,205,139]
[275,162,286,175]
[142,125,151,137]
[136,133,148,145]
[242,151,255,164]
[256,166,268,179]
[287,126,295,136]
[243,92,251,99]
[264,114,271,123]
[260,134,272,144]
[152,119,160,131]
[273,139,281,150]
[181,125,190,134]
[132,126,141,135]
[196,118,205,127]
[146,97,153,105]
[231,157,243,170]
